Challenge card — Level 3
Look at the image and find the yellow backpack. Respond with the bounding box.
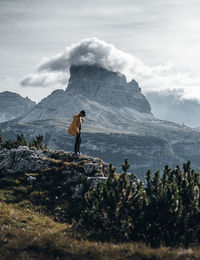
[68,114,80,137]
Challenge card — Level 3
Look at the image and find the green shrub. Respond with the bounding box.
[29,134,44,150]
[77,159,147,242]
[76,160,200,247]
[0,133,44,150]
[16,133,28,146]
[1,139,18,149]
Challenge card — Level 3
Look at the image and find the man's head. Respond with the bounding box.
[79,110,86,117]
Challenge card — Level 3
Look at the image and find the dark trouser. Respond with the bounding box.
[74,132,81,153]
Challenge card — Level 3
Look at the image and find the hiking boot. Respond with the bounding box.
[73,152,80,156]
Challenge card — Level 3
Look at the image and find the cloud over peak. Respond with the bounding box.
[38,37,136,73]
[20,37,200,101]
[21,37,140,87]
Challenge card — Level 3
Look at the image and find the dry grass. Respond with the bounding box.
[0,201,200,260]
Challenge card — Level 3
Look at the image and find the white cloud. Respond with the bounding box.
[20,37,200,100]
[21,71,67,87]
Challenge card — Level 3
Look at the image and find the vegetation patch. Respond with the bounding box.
[75,160,200,247]
[1,134,200,258]
[0,201,200,260]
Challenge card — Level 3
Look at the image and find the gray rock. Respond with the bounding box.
[83,162,98,175]
[0,146,50,173]
[86,176,107,186]
[71,184,84,199]
[27,176,36,182]
[0,146,109,199]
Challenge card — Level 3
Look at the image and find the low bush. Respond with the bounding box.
[0,133,44,150]
[76,160,200,247]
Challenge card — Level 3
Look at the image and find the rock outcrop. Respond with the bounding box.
[0,91,35,123]
[0,146,108,199]
[0,146,50,173]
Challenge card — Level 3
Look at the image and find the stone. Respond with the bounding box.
[27,176,36,182]
[0,146,109,199]
[86,177,107,187]
[71,184,84,199]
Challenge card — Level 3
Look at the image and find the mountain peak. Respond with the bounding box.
[19,63,152,123]
[69,63,124,80]
[67,63,151,114]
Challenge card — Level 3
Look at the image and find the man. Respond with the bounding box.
[68,110,86,154]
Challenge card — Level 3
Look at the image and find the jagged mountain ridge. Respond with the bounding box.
[0,91,35,123]
[67,64,151,113]
[20,64,152,125]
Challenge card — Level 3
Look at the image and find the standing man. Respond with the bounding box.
[68,110,86,154]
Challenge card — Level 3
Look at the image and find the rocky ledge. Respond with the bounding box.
[0,146,108,199]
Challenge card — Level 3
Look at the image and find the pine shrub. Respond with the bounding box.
[77,160,200,247]
[0,133,44,150]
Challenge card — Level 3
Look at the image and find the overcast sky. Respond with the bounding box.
[1,0,200,102]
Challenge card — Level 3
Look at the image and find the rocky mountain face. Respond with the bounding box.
[0,91,35,122]
[0,146,108,199]
[20,64,152,127]
[67,64,151,114]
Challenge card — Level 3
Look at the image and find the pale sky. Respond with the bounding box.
[1,0,200,102]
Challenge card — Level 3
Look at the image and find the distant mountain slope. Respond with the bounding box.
[2,118,200,179]
[146,91,200,127]
[0,91,35,123]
